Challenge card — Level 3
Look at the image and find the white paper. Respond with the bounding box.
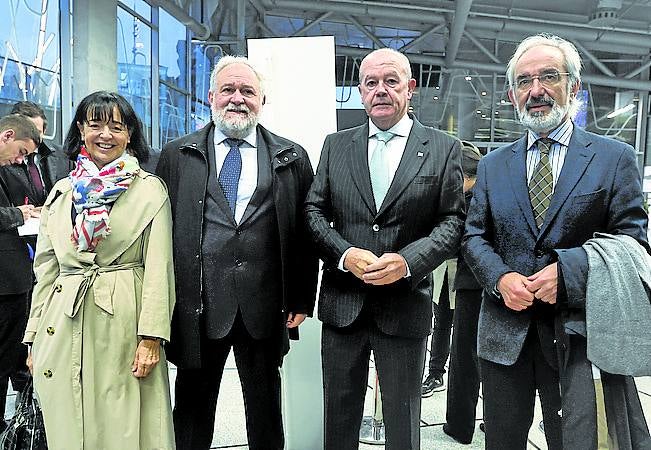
[17,217,40,236]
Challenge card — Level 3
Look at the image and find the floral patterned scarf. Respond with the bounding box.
[69,146,140,251]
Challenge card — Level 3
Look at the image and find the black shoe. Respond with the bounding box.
[421,373,444,397]
[442,424,472,445]
[479,422,485,433]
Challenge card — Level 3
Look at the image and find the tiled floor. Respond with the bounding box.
[5,341,650,450]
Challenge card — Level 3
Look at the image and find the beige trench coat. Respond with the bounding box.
[24,170,176,450]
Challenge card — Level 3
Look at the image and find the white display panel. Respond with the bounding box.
[248,35,337,450]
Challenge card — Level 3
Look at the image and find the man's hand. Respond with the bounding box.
[362,252,407,286]
[131,338,161,378]
[16,204,37,222]
[344,248,379,280]
[526,263,558,304]
[497,272,535,311]
[286,312,306,329]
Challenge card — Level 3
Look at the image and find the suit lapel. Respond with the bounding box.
[507,135,539,235]
[538,128,595,237]
[347,124,376,215]
[377,121,428,216]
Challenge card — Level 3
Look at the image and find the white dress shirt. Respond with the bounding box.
[213,127,258,224]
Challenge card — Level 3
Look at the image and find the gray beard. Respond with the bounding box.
[517,100,569,134]
[211,106,258,139]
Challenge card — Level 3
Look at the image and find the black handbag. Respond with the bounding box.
[0,380,47,450]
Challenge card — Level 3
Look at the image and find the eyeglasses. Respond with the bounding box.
[515,71,570,91]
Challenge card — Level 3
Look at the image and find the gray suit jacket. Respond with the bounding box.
[462,126,649,365]
[305,116,465,338]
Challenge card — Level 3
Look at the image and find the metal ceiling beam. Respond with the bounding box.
[399,24,446,54]
[256,20,278,38]
[463,30,501,64]
[626,59,651,79]
[259,0,651,50]
[248,0,266,17]
[445,0,473,67]
[150,0,212,40]
[236,0,246,54]
[336,46,651,92]
[291,11,334,36]
[574,41,615,78]
[345,15,385,49]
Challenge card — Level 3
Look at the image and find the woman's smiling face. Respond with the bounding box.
[77,106,130,168]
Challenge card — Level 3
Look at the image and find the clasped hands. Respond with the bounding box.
[17,204,41,222]
[497,263,558,311]
[343,247,407,286]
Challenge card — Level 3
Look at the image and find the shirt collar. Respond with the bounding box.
[213,125,258,148]
[368,114,413,139]
[527,119,574,150]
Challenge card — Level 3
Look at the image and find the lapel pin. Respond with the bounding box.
[417,151,424,157]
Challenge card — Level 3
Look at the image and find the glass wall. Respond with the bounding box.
[117,1,153,143]
[0,0,62,143]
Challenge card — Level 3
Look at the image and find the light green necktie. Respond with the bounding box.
[529,138,554,228]
[369,130,395,210]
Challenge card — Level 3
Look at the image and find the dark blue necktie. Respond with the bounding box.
[218,138,243,215]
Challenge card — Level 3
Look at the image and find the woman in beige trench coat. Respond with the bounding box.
[23,91,175,450]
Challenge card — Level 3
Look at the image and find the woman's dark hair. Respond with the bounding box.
[63,91,150,163]
[460,140,482,178]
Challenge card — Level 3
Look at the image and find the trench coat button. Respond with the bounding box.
[195,308,200,313]
[235,260,243,267]
[43,370,52,378]
[54,284,62,293]
[292,152,297,157]
[46,326,55,335]
[372,224,380,232]
[195,254,200,259]
[283,156,289,162]
[198,200,203,204]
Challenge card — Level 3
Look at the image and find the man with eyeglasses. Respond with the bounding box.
[462,33,650,449]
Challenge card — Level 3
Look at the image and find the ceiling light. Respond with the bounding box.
[606,103,635,119]
[433,96,439,100]
[465,75,472,81]
[481,91,487,96]
[435,86,440,90]
[476,110,482,114]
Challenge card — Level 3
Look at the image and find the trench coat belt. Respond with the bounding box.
[60,262,144,318]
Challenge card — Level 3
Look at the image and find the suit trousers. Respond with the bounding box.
[0,293,28,419]
[480,325,562,450]
[173,312,284,450]
[444,289,482,443]
[559,334,651,450]
[429,272,453,376]
[322,313,427,450]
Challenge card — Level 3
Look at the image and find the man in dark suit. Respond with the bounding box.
[156,55,318,450]
[462,33,649,450]
[305,48,465,450]
[0,114,40,433]
[0,102,67,406]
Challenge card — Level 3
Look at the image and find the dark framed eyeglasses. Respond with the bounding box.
[515,71,571,91]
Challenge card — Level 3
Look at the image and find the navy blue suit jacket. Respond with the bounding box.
[462,125,648,365]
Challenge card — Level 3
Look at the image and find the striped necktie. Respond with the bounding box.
[219,138,243,216]
[369,131,395,209]
[529,138,554,228]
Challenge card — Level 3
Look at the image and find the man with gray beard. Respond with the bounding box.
[462,34,649,449]
[156,55,318,450]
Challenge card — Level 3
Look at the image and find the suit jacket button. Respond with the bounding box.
[46,326,55,335]
[43,369,52,378]
[535,250,544,258]
[372,224,380,232]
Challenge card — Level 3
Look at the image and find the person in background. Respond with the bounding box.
[305,47,465,450]
[440,141,484,444]
[0,114,40,434]
[24,91,175,449]
[0,101,62,413]
[157,55,318,450]
[462,33,649,449]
